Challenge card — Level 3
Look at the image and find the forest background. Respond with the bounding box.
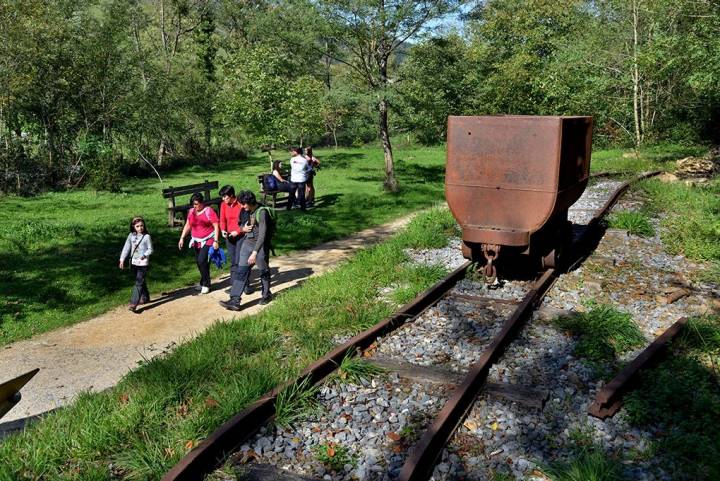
[1,0,719,196]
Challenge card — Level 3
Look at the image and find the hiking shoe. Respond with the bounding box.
[219,299,242,311]
[244,285,255,295]
[259,295,273,305]
[200,286,210,294]
[128,304,137,312]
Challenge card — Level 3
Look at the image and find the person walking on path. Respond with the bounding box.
[220,191,274,311]
[288,146,309,210]
[178,193,220,294]
[304,146,320,206]
[219,185,254,295]
[119,216,153,311]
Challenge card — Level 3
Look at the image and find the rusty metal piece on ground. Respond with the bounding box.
[0,369,39,420]
[398,269,557,481]
[588,317,689,419]
[446,116,592,273]
[161,262,472,481]
[665,288,690,304]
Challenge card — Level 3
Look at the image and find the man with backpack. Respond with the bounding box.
[219,190,275,310]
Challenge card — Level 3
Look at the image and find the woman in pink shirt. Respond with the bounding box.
[178,193,220,294]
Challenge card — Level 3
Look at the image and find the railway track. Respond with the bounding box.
[163,172,664,481]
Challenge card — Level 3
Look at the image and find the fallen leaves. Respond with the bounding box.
[463,419,478,431]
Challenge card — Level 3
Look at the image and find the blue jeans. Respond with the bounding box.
[130,265,149,305]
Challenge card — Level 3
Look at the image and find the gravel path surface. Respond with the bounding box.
[213,177,718,481]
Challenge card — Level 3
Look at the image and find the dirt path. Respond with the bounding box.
[0,216,413,424]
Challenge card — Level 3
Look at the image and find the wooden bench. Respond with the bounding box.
[162,180,221,226]
[257,172,290,209]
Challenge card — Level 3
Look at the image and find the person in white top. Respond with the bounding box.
[288,146,309,210]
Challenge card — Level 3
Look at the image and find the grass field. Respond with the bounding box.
[0,143,708,346]
[0,146,447,345]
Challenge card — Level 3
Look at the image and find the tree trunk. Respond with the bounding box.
[157,139,166,166]
[631,0,642,147]
[378,97,398,192]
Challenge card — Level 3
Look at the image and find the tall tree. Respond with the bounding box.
[307,0,463,192]
[397,34,478,144]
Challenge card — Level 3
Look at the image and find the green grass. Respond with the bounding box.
[640,178,720,263]
[0,207,457,481]
[337,353,385,384]
[590,144,707,174]
[607,211,655,237]
[541,448,625,481]
[623,315,720,480]
[0,146,447,345]
[554,303,646,366]
[313,442,355,472]
[273,377,321,429]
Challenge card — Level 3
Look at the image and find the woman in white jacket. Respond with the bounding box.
[119,216,153,311]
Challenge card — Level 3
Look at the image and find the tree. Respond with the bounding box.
[307,0,463,192]
[218,44,325,160]
[397,34,478,144]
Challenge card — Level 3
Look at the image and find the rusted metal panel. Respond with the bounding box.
[588,317,688,419]
[446,115,592,247]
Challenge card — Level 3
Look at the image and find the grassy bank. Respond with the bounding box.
[0,207,458,480]
[0,146,446,345]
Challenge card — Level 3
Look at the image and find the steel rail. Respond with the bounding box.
[398,171,661,481]
[162,261,472,481]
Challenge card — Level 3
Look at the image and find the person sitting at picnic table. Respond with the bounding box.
[271,160,293,192]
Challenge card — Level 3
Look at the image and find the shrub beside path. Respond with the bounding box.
[0,215,413,424]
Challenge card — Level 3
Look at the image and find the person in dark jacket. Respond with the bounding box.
[219,191,273,310]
